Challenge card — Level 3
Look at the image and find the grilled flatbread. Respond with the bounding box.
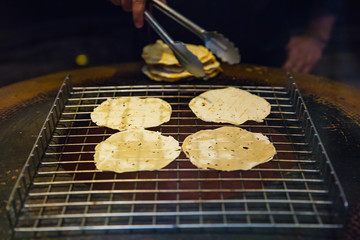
[141,40,221,82]
[142,65,221,82]
[147,61,220,78]
[94,129,181,173]
[91,97,172,131]
[189,87,271,125]
[142,39,215,65]
[182,126,276,171]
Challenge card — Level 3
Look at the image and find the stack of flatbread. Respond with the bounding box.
[141,40,221,82]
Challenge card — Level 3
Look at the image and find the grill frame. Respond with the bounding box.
[7,75,348,238]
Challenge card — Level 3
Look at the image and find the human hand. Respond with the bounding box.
[109,0,166,28]
[282,35,326,74]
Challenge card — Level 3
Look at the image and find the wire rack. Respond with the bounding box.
[7,75,348,238]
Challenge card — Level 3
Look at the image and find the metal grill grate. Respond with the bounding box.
[7,76,348,238]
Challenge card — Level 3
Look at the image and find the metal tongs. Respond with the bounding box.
[144,0,240,78]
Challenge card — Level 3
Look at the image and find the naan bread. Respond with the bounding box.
[182,126,276,171]
[94,129,181,173]
[189,87,271,125]
[91,97,171,131]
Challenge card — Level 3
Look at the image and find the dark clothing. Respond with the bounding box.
[156,0,339,67]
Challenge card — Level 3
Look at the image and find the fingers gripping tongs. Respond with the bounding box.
[144,0,240,78]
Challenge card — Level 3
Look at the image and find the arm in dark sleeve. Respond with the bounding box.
[283,0,338,73]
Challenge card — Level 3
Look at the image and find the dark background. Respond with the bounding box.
[0,0,359,87]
